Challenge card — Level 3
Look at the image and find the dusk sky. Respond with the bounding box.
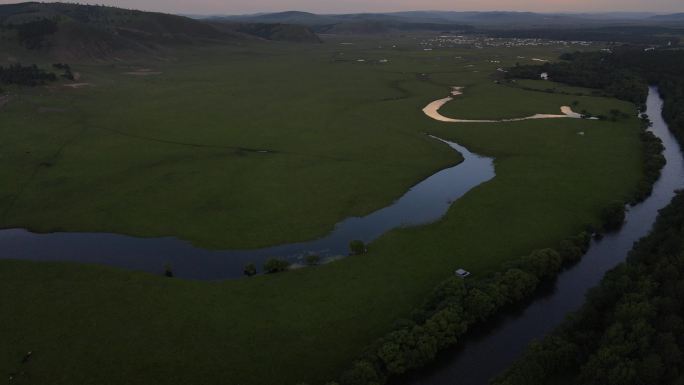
[3,0,683,15]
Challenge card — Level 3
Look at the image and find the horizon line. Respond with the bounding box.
[182,9,677,16]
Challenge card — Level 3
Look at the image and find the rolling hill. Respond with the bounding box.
[0,2,320,60]
[214,11,473,34]
[208,21,321,42]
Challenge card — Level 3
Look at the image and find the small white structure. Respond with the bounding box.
[540,72,549,80]
[455,269,471,278]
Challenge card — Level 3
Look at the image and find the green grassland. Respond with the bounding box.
[1,37,644,385]
[510,78,604,96]
[438,81,617,119]
[1,42,460,249]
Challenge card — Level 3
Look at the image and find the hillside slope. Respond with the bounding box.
[208,21,321,43]
[0,2,320,60]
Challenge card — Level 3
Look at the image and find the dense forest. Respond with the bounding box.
[493,190,684,385]
[495,48,684,385]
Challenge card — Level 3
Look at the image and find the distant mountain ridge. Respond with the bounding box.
[219,10,684,28]
[649,13,684,22]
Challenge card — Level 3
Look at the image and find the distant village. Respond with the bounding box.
[419,35,597,49]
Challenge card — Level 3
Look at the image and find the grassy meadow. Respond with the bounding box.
[1,36,644,385]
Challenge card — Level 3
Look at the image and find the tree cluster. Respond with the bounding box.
[52,63,74,80]
[633,117,666,203]
[0,63,57,86]
[333,234,591,385]
[263,258,291,274]
[349,240,367,256]
[506,51,648,107]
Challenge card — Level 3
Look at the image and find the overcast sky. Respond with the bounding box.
[3,0,683,15]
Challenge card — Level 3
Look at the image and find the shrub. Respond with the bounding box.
[520,248,563,279]
[243,263,257,277]
[378,326,439,375]
[349,240,366,255]
[163,263,173,278]
[464,288,497,322]
[304,254,321,266]
[263,258,291,274]
[339,361,383,385]
[601,201,626,231]
[421,276,467,313]
[424,304,468,348]
[497,268,539,303]
[558,239,583,263]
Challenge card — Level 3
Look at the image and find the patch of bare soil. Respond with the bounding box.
[123,68,162,76]
[63,83,92,89]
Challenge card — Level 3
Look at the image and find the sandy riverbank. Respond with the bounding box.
[422,86,586,123]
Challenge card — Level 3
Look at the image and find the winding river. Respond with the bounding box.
[397,87,684,385]
[0,136,494,280]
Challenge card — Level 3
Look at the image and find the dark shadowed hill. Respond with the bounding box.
[208,21,321,42]
[217,11,340,26]
[0,2,321,60]
[216,11,473,35]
